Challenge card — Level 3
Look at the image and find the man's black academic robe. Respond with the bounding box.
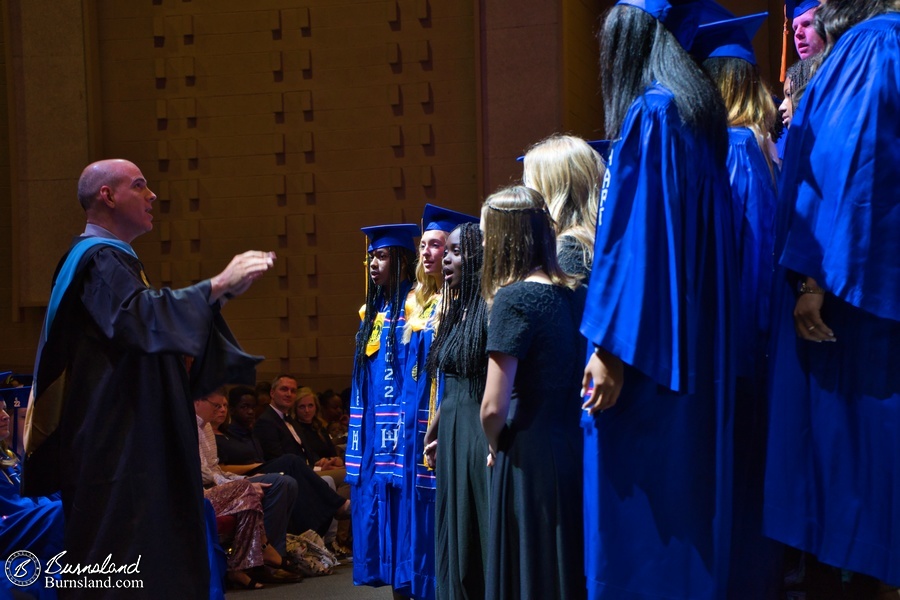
[25,241,260,598]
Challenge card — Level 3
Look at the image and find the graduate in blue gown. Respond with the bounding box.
[348,223,418,589]
[777,58,815,141]
[693,9,785,597]
[765,2,900,590]
[580,2,739,598]
[775,1,824,163]
[694,10,779,379]
[395,205,478,600]
[786,0,824,60]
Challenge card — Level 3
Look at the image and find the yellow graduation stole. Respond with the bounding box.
[366,312,385,357]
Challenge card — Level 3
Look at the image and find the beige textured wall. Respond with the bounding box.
[0,0,94,374]
[474,0,605,198]
[562,0,604,138]
[5,0,95,310]
[1,0,481,392]
[104,0,480,390]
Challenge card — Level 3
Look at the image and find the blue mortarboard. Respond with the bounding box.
[586,139,612,161]
[616,0,703,49]
[692,12,767,65]
[421,204,479,233]
[361,223,420,252]
[786,0,819,20]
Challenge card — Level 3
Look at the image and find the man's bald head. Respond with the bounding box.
[77,159,135,211]
[77,159,156,243]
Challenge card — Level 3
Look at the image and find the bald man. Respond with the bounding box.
[23,159,276,598]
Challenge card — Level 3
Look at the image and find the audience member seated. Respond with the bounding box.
[289,387,350,556]
[195,390,303,585]
[255,375,309,461]
[319,389,349,447]
[210,400,229,438]
[294,388,345,463]
[215,386,351,546]
[254,376,346,490]
[0,400,64,599]
[339,387,351,415]
[205,476,292,589]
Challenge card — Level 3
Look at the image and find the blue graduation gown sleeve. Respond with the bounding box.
[581,84,711,394]
[726,127,777,375]
[779,13,900,322]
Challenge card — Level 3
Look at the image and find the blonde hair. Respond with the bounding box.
[704,57,778,178]
[294,386,327,429]
[523,135,603,267]
[480,186,579,302]
[413,257,442,307]
[404,229,447,342]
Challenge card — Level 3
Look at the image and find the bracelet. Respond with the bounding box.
[799,282,825,295]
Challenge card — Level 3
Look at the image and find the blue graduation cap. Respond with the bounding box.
[616,0,703,49]
[361,223,420,252]
[692,12,768,65]
[421,204,479,233]
[587,139,612,161]
[786,0,819,20]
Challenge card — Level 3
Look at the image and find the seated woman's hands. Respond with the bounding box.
[250,481,271,498]
[315,457,343,469]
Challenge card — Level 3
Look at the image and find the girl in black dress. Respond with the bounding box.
[423,222,489,600]
[479,185,586,600]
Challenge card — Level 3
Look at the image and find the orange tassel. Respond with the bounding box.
[781,5,789,82]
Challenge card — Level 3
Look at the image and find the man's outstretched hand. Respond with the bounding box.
[210,251,276,303]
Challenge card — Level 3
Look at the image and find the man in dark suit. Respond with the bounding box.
[254,375,343,469]
[255,374,307,461]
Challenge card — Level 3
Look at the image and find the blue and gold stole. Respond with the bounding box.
[406,296,441,496]
[345,281,411,484]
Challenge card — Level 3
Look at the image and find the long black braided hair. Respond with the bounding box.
[425,222,489,397]
[354,245,416,387]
